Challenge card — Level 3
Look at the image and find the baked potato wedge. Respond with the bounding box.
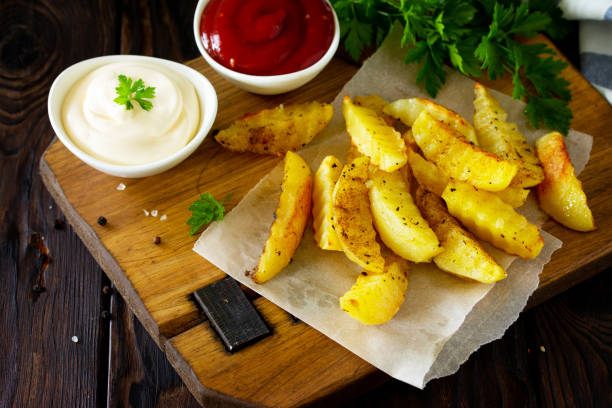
[407,143,526,207]
[384,97,479,145]
[442,181,543,259]
[416,187,506,283]
[406,146,448,196]
[535,132,595,231]
[354,94,395,126]
[368,169,442,262]
[252,151,312,283]
[312,155,343,250]
[332,156,385,273]
[215,102,333,156]
[473,83,544,188]
[342,96,407,172]
[413,110,517,192]
[494,186,530,208]
[340,256,409,325]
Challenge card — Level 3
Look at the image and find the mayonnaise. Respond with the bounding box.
[62,62,200,166]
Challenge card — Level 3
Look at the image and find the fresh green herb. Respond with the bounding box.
[331,0,573,134]
[114,74,156,111]
[187,192,231,236]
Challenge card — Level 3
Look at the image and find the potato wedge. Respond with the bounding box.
[332,156,385,273]
[406,144,526,206]
[384,97,479,145]
[494,186,530,208]
[535,132,595,231]
[413,110,517,192]
[340,257,409,325]
[215,102,333,156]
[252,152,312,283]
[342,96,407,172]
[368,169,442,262]
[416,187,506,283]
[473,83,544,188]
[346,142,363,163]
[312,155,343,250]
[406,146,448,196]
[442,181,543,259]
[354,94,395,126]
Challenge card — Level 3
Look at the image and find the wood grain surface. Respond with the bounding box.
[1,1,610,407]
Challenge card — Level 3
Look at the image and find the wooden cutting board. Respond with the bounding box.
[40,36,612,407]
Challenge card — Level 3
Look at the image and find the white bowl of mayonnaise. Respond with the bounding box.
[48,55,217,178]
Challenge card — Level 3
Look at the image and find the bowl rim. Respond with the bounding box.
[192,0,340,85]
[47,54,218,177]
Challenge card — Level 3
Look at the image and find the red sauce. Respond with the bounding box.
[200,0,334,76]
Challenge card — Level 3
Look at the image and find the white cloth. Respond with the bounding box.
[559,0,612,104]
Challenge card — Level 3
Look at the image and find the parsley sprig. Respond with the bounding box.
[187,192,231,236]
[114,74,156,111]
[332,0,573,134]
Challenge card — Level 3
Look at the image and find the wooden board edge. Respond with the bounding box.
[39,141,162,346]
[162,335,267,408]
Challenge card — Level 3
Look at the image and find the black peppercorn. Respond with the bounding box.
[97,216,107,226]
[153,236,161,245]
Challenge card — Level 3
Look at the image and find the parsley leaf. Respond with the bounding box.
[330,0,573,134]
[114,74,156,111]
[187,192,231,236]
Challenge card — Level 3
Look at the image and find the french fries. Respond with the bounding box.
[413,110,517,192]
[332,156,385,273]
[385,97,479,145]
[473,83,544,188]
[442,181,543,259]
[252,152,312,283]
[312,155,343,250]
[535,132,595,231]
[342,96,407,172]
[416,187,507,283]
[215,101,333,156]
[368,169,442,263]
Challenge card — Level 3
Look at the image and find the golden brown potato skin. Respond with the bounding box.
[252,151,312,283]
[535,132,595,232]
[332,156,385,274]
[215,102,333,156]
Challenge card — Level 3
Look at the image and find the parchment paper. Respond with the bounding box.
[194,25,593,388]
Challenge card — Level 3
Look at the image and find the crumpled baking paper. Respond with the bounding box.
[194,25,593,388]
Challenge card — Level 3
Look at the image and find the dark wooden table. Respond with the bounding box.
[1,1,610,407]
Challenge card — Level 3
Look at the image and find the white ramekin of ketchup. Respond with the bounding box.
[193,0,340,95]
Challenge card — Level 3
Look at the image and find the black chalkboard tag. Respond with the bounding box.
[192,277,271,353]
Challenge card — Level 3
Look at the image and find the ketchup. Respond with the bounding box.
[200,0,335,76]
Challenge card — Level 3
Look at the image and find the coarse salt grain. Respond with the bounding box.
[151,210,158,217]
[160,214,167,221]
[71,336,79,343]
[143,209,150,216]
[116,183,126,191]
